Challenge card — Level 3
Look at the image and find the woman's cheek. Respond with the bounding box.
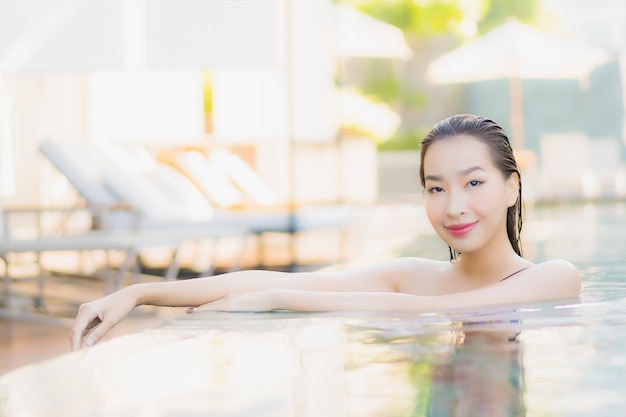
[424,197,442,226]
[469,185,495,207]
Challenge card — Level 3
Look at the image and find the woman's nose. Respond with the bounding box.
[446,189,467,217]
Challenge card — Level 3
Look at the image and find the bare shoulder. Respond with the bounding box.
[387,257,449,293]
[381,256,446,274]
[529,259,579,277]
[520,259,581,296]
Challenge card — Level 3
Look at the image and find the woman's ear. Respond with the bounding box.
[506,173,520,207]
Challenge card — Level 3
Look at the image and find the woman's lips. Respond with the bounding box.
[445,221,478,237]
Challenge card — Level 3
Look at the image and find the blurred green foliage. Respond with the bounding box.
[360,60,429,107]
[338,0,545,151]
[477,0,543,34]
[339,0,540,36]
[377,128,428,152]
[338,0,468,36]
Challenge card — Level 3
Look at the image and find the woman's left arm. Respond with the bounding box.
[192,289,424,312]
[433,259,580,311]
[278,259,579,311]
[195,259,581,313]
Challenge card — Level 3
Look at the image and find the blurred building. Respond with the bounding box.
[544,0,626,53]
[466,0,626,201]
[0,0,406,208]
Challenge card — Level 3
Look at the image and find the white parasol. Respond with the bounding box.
[426,19,610,149]
[335,4,413,60]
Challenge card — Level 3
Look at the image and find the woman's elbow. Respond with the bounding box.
[548,259,581,298]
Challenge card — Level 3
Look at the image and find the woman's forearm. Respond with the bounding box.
[128,267,389,308]
[274,289,432,312]
[129,270,296,307]
[271,265,581,313]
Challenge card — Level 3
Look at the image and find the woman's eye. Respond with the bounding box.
[468,180,483,187]
[428,186,444,193]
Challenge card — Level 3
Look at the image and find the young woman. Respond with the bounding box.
[70,114,580,351]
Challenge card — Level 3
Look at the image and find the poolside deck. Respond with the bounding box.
[0,198,430,376]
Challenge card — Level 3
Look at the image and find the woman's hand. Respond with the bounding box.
[70,288,138,351]
[187,289,281,314]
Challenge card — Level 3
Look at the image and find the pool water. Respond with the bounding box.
[0,202,625,416]
[387,201,626,416]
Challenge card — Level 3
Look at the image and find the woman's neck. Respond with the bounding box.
[453,240,527,284]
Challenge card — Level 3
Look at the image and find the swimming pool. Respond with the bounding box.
[389,201,626,416]
[0,202,624,416]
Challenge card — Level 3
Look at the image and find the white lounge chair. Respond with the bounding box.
[0,204,223,319]
[39,139,353,269]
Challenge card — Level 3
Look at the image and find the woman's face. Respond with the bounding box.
[422,135,518,256]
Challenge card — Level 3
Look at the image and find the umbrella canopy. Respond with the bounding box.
[337,87,401,142]
[335,4,413,60]
[426,19,610,150]
[427,18,609,84]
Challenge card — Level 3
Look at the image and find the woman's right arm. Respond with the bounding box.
[70,258,420,350]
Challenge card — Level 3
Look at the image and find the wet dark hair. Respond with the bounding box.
[419,114,523,261]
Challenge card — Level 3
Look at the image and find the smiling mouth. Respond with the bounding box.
[445,222,478,237]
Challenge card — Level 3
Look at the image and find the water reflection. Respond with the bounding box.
[346,320,526,417]
[1,303,624,416]
[425,330,525,417]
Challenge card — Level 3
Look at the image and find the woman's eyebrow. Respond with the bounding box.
[424,166,484,182]
[424,174,442,181]
[459,165,484,176]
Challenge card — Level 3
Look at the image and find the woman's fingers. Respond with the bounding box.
[70,301,123,350]
[79,316,117,348]
[70,310,119,350]
[70,305,101,351]
[70,288,139,350]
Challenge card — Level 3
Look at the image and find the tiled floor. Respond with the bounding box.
[0,308,179,374]
[0,314,75,375]
[0,276,187,376]
[0,199,429,376]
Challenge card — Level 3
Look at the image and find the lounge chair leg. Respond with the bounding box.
[164,248,181,281]
[1,256,10,308]
[131,253,142,284]
[116,248,137,290]
[35,253,47,313]
[256,232,265,269]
